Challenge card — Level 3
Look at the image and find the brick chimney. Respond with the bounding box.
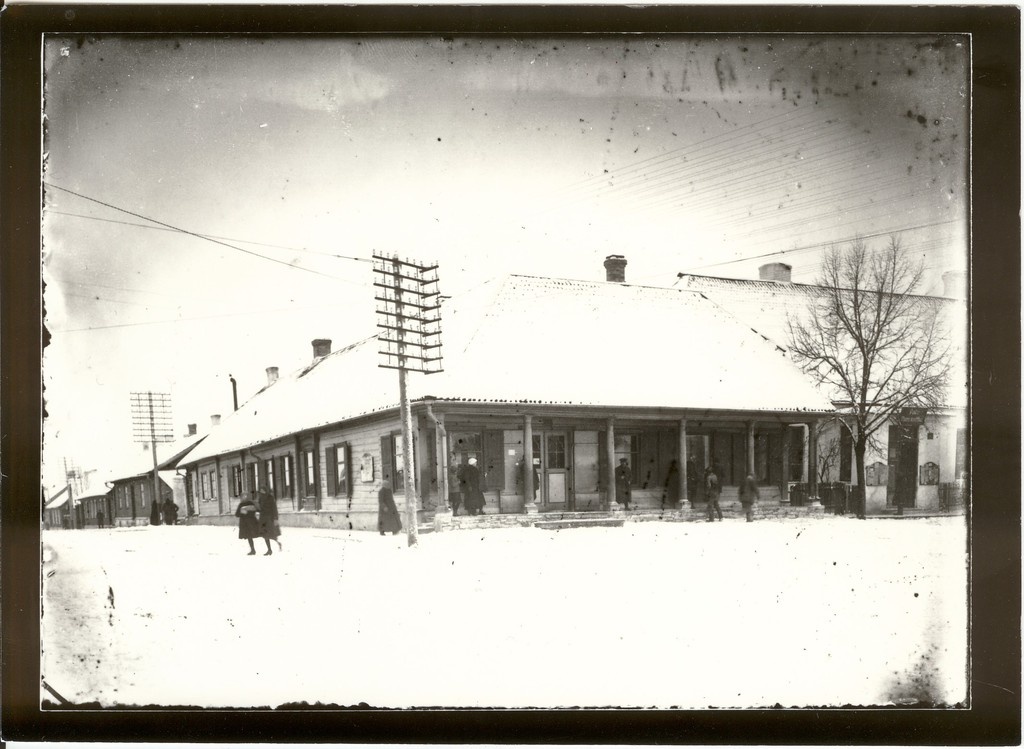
[312,339,332,359]
[186,423,197,436]
[210,414,221,426]
[759,262,792,282]
[266,366,279,385]
[942,271,965,299]
[604,255,627,283]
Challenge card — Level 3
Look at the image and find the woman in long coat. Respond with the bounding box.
[378,480,403,535]
[257,486,281,553]
[235,495,261,555]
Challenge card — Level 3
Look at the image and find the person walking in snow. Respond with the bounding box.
[235,494,262,555]
[705,467,723,521]
[739,473,760,523]
[378,480,403,535]
[615,458,633,510]
[257,482,281,553]
[460,457,486,515]
[162,498,179,526]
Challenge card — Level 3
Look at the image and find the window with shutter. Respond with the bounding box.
[380,434,394,486]
[326,445,337,496]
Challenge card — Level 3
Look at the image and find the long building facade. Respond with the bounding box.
[180,262,837,530]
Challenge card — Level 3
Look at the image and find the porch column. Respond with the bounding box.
[781,426,791,504]
[605,417,616,510]
[747,421,756,478]
[807,420,822,506]
[678,418,691,509]
[434,413,449,513]
[523,414,538,514]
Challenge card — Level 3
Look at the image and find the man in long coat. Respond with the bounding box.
[460,458,486,515]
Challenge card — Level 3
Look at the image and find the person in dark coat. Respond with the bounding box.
[257,483,281,553]
[161,498,179,526]
[460,458,486,515]
[739,473,760,522]
[705,467,723,521]
[235,495,261,555]
[615,458,632,510]
[378,480,403,535]
[450,457,464,516]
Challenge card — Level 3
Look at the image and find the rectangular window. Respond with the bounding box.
[452,430,502,491]
[280,454,293,497]
[230,466,243,497]
[303,450,316,496]
[334,444,350,497]
[265,459,276,494]
[393,434,406,489]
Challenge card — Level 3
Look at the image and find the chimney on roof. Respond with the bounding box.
[210,414,221,426]
[604,254,627,283]
[942,270,965,299]
[312,339,332,359]
[186,423,197,436]
[266,366,279,386]
[759,262,792,282]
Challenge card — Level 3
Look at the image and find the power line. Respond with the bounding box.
[676,219,964,275]
[51,298,375,333]
[45,209,373,264]
[43,182,370,284]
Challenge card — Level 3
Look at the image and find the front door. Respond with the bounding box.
[533,432,570,508]
[887,423,919,509]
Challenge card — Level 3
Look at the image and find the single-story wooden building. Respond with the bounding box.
[180,261,835,531]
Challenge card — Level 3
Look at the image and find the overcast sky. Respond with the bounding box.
[41,34,968,490]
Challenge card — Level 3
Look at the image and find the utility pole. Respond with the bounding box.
[373,252,443,547]
[130,391,173,526]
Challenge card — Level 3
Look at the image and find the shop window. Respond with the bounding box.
[451,430,504,491]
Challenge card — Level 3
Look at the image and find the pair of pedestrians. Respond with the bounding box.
[235,485,282,555]
[706,469,759,522]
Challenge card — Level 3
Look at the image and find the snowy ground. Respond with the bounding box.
[41,516,968,709]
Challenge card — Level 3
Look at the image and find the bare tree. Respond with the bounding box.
[788,236,951,517]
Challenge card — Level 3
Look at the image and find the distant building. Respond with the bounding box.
[179,258,836,530]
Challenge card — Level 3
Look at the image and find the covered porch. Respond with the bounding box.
[412,404,830,519]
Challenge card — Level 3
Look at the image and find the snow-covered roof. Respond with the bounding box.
[107,431,207,484]
[185,274,834,465]
[677,273,968,409]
